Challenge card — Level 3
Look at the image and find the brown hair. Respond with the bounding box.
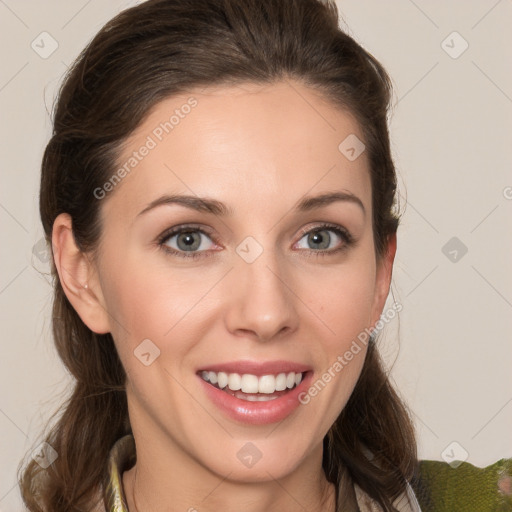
[19,0,417,510]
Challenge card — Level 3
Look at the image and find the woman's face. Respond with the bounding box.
[86,80,393,481]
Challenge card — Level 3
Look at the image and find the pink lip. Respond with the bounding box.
[197,369,314,425]
[197,360,312,376]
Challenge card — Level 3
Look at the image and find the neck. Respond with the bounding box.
[122,431,336,512]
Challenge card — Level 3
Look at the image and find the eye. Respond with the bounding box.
[157,222,354,260]
[294,223,353,255]
[158,226,217,259]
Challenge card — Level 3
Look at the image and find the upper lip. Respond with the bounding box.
[197,360,312,377]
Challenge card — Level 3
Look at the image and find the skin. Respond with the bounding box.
[52,79,396,512]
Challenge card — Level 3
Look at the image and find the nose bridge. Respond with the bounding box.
[226,235,299,340]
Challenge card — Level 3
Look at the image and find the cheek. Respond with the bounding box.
[99,260,206,414]
[299,268,374,425]
[98,252,199,351]
[302,261,376,347]
[99,251,228,378]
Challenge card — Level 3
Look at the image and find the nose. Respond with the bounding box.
[224,246,300,342]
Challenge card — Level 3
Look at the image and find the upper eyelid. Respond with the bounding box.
[158,224,216,243]
[296,223,350,238]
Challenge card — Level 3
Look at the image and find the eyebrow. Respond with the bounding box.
[136,191,366,218]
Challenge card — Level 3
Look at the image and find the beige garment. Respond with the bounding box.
[354,481,422,512]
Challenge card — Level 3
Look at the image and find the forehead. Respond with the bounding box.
[102,80,371,220]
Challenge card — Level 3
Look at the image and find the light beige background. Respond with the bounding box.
[1,1,511,510]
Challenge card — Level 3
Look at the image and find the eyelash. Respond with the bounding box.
[157,222,354,260]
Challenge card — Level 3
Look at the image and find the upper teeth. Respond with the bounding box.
[200,371,303,394]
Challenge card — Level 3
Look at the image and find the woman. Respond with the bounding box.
[19,0,421,510]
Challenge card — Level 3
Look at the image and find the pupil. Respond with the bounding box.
[178,232,199,250]
[310,231,329,249]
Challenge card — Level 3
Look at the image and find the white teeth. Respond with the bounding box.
[258,375,277,394]
[200,370,304,394]
[241,374,259,393]
[235,391,279,401]
[275,373,287,391]
[217,371,228,389]
[228,373,241,391]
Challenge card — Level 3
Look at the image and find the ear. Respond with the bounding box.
[51,213,110,334]
[369,232,397,329]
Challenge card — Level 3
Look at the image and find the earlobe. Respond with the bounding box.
[51,213,111,334]
[369,233,397,328]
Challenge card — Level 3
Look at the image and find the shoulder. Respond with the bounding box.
[411,457,512,512]
[354,480,422,512]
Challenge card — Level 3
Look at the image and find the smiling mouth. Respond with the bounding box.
[198,370,305,402]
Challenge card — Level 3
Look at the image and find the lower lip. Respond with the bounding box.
[197,372,313,425]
